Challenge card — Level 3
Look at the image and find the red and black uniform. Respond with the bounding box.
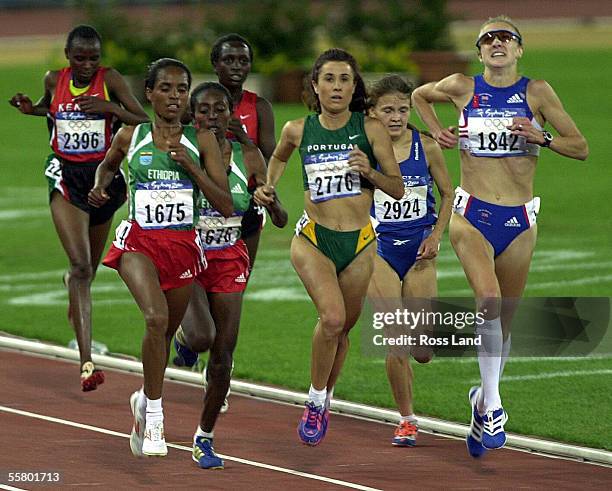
[230,89,263,238]
[45,66,126,224]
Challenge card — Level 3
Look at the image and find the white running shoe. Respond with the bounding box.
[142,419,168,457]
[129,390,145,457]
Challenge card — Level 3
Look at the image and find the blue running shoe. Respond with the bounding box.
[466,386,487,458]
[173,336,198,368]
[297,401,326,446]
[481,407,508,449]
[192,436,224,469]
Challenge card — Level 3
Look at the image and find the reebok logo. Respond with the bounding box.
[348,134,360,140]
[231,183,244,194]
[506,93,523,103]
[179,269,193,279]
[393,239,410,246]
[504,216,521,227]
[234,272,248,283]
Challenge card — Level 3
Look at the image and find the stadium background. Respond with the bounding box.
[1,0,610,450]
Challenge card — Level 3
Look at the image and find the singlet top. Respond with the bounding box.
[48,66,115,163]
[126,123,200,230]
[198,141,251,250]
[459,75,541,158]
[299,112,377,203]
[371,129,437,233]
[228,89,258,145]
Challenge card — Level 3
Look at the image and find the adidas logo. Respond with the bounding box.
[234,272,248,283]
[179,269,193,279]
[506,93,523,103]
[504,216,521,227]
[231,183,244,194]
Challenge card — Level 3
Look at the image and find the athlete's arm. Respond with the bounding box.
[412,73,472,149]
[88,126,134,207]
[256,96,276,161]
[359,117,404,200]
[254,118,302,206]
[8,70,56,117]
[241,141,268,186]
[417,136,453,260]
[176,128,233,217]
[508,79,588,161]
[76,68,149,125]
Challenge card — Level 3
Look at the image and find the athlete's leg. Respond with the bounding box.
[242,228,261,272]
[118,252,192,399]
[180,282,216,353]
[88,218,115,278]
[450,214,502,413]
[494,225,537,375]
[403,257,437,364]
[325,245,375,392]
[50,192,94,367]
[290,235,345,393]
[199,291,242,433]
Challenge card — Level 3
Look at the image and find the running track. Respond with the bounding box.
[1,349,610,490]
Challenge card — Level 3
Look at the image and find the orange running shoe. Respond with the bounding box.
[80,361,105,392]
[392,420,418,447]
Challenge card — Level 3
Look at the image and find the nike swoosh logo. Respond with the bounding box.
[348,134,360,140]
[239,114,251,120]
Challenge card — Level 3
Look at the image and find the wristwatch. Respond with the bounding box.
[540,131,553,147]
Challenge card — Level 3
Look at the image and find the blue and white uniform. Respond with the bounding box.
[371,129,437,279]
[454,75,541,257]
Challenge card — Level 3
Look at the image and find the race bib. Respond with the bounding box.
[56,113,106,154]
[467,116,527,157]
[112,220,132,249]
[374,184,428,223]
[134,180,194,229]
[197,212,243,250]
[304,151,361,203]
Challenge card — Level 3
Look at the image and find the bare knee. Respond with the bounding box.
[143,311,168,337]
[476,293,501,317]
[319,311,345,339]
[69,262,94,282]
[186,329,215,353]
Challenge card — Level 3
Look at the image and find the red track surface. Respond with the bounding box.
[1,349,610,490]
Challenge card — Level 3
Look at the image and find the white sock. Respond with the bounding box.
[500,334,511,377]
[476,317,503,412]
[146,397,163,423]
[195,425,214,441]
[400,414,417,424]
[308,385,327,407]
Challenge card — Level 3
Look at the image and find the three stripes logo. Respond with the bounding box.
[504,216,521,227]
[506,93,523,103]
[231,183,244,194]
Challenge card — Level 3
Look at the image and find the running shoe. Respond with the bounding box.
[80,361,105,392]
[481,406,508,449]
[466,386,487,458]
[173,335,199,368]
[392,420,418,447]
[192,436,224,469]
[297,401,327,446]
[129,389,145,457]
[143,419,167,457]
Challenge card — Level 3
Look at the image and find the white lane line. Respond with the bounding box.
[0,406,381,491]
[0,485,27,491]
[468,369,612,384]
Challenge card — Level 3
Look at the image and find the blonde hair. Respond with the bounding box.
[479,15,522,38]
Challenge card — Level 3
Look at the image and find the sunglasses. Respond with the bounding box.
[476,30,522,48]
